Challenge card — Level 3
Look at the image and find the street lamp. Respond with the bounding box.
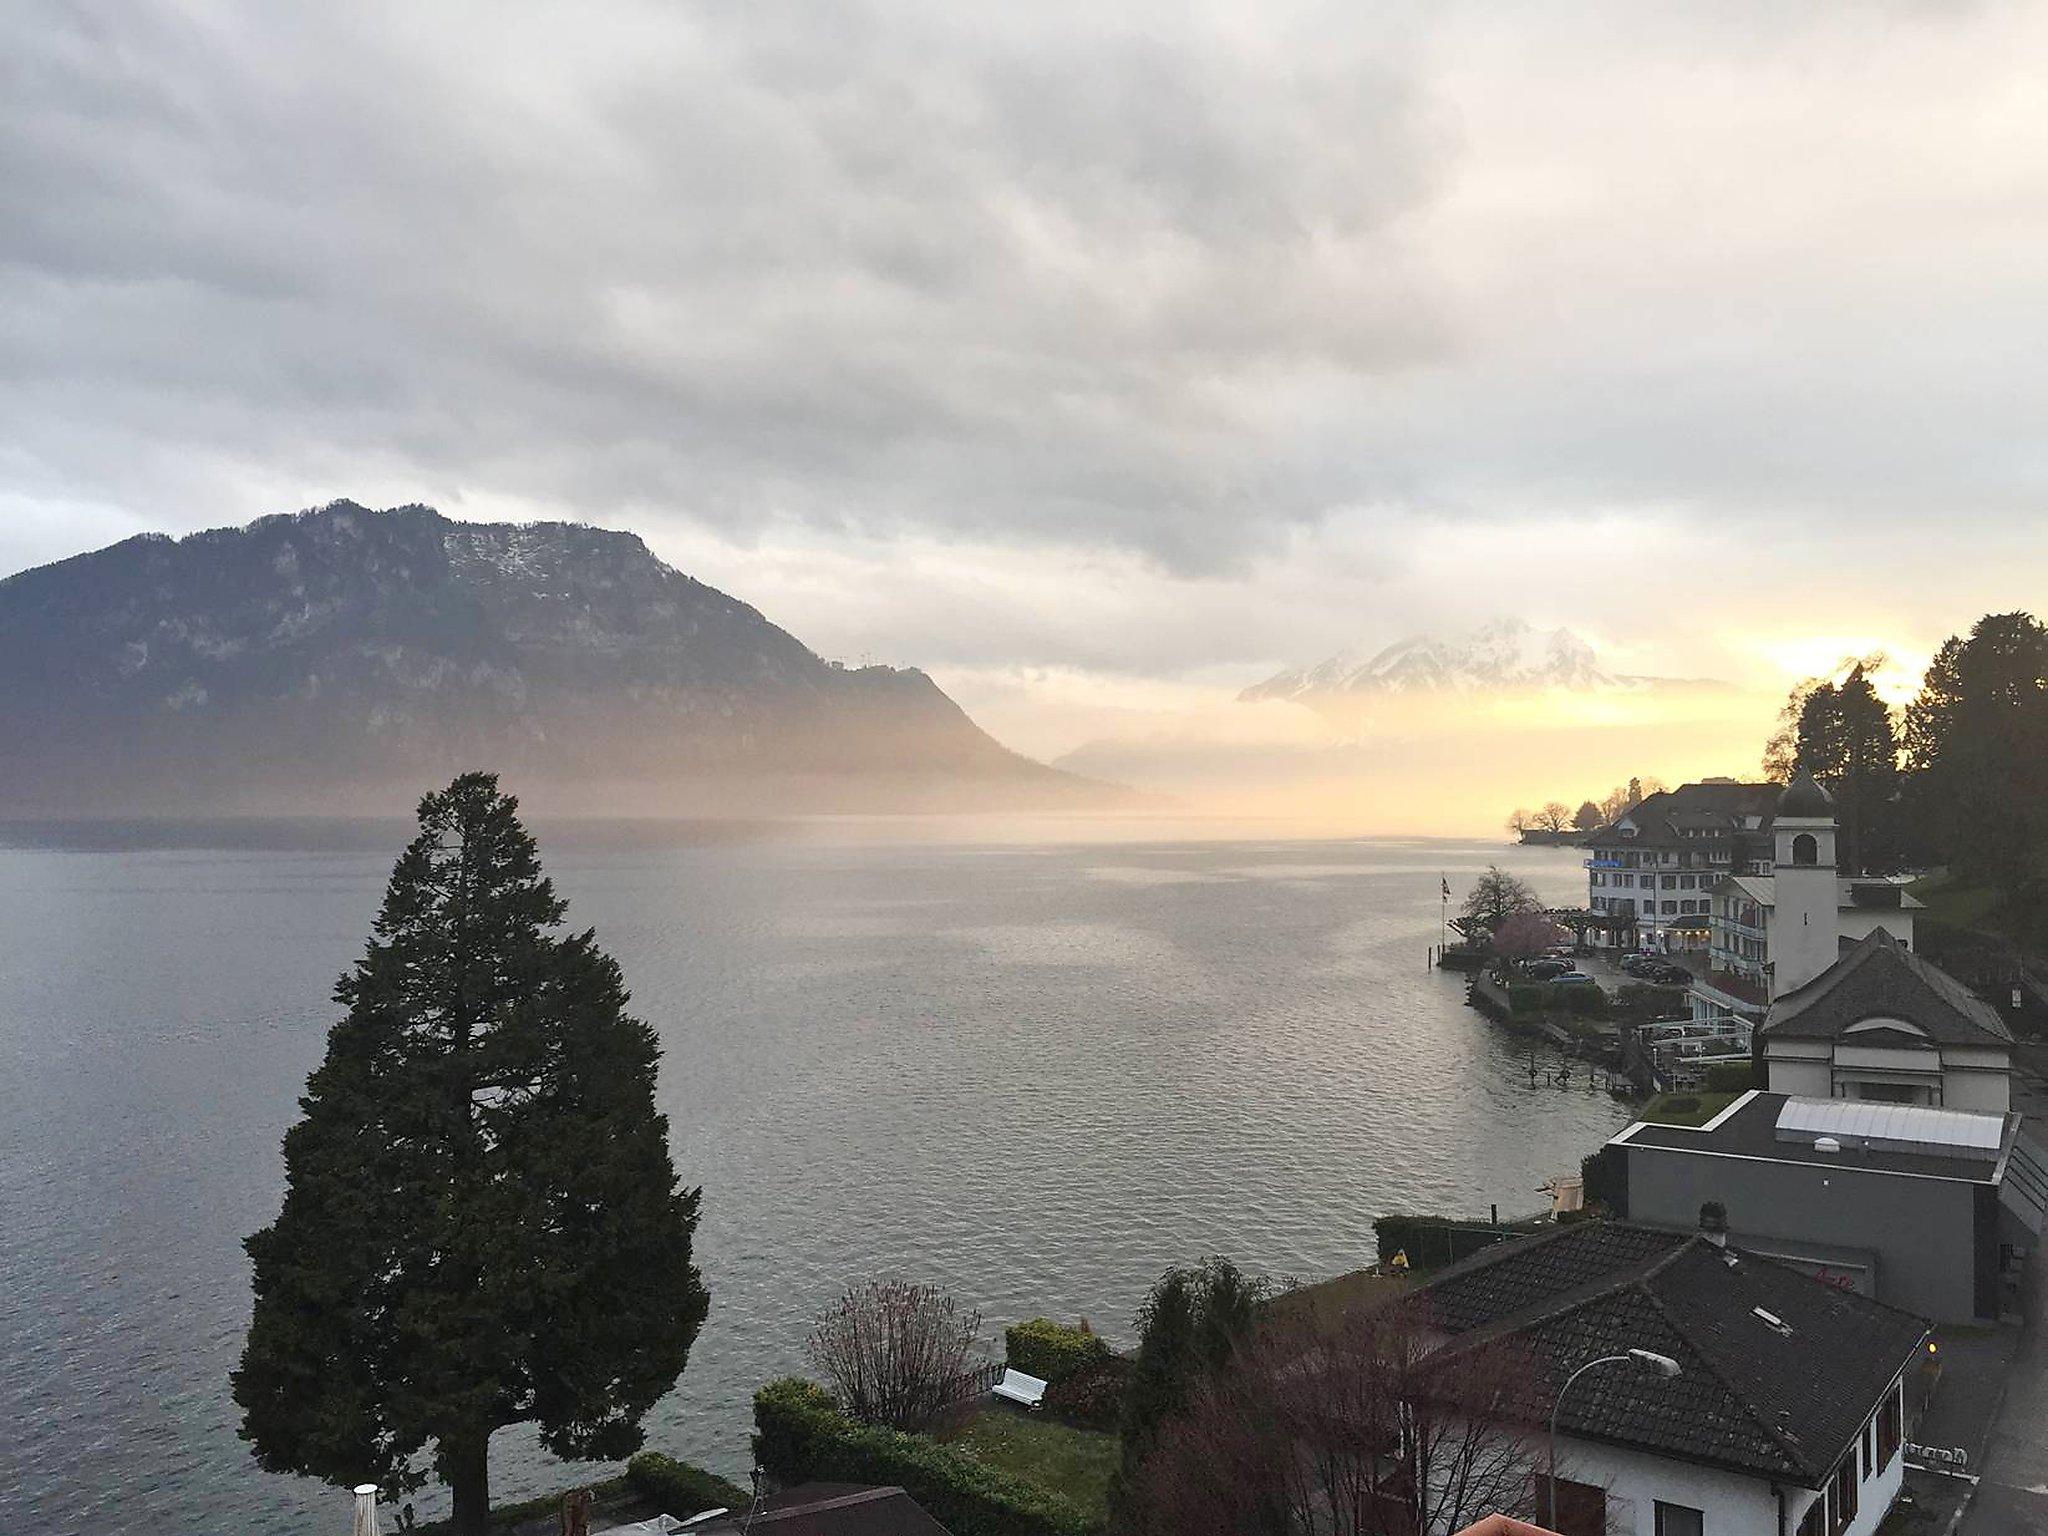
[1547,1349,1681,1531]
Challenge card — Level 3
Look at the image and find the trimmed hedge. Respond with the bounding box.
[1004,1319,1110,1385]
[753,1378,1096,1536]
[1040,1353,1130,1431]
[1372,1214,1520,1272]
[1613,983,1688,1023]
[626,1453,750,1520]
[1506,981,1610,1017]
[411,1476,633,1535]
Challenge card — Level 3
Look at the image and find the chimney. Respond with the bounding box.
[1698,1201,1728,1247]
[352,1484,380,1536]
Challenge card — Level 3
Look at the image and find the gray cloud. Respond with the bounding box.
[4,0,2046,722]
[1,1,1451,571]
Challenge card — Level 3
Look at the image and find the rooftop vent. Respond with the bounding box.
[1752,1306,1794,1338]
[1813,1136,1842,1154]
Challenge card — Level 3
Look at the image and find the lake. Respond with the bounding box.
[0,821,1627,1534]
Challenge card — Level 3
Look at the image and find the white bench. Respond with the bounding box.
[992,1368,1047,1409]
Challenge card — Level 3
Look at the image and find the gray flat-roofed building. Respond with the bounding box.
[1609,1090,2048,1323]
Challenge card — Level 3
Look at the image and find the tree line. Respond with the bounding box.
[1764,612,2048,926]
[1506,775,1669,839]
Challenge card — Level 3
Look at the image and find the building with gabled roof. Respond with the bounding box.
[1762,927,2012,1112]
[1582,781,1781,951]
[1405,1220,1929,1536]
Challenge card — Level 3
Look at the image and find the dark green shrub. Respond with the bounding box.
[626,1453,749,1520]
[1555,983,1607,1016]
[1042,1353,1131,1431]
[1005,1319,1110,1385]
[752,1378,1094,1536]
[1371,1215,1514,1272]
[1702,1061,1757,1093]
[1580,1144,1627,1216]
[1506,984,1549,1015]
[410,1477,633,1535]
[1613,984,1687,1022]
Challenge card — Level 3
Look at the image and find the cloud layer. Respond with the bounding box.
[6,0,2048,786]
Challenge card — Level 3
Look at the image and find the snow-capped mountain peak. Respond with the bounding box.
[1242,619,1624,702]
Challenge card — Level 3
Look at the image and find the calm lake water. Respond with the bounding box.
[0,821,1627,1535]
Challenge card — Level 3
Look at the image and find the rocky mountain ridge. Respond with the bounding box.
[0,501,1107,815]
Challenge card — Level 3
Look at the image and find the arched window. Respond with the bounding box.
[1792,833,1818,866]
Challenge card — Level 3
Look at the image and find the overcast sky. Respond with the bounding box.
[6,1,2048,765]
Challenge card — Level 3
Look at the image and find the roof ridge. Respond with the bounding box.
[1414,1229,1692,1359]
[1637,1260,1817,1482]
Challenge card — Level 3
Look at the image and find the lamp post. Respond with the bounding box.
[1547,1349,1681,1532]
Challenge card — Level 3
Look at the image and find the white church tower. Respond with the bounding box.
[1771,771,1840,996]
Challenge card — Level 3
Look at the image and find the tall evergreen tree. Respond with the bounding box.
[1110,1257,1270,1522]
[234,773,708,1536]
[1901,614,2048,901]
[1794,663,1898,873]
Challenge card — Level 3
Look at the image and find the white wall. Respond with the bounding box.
[1766,1056,1833,1097]
[1549,1434,1781,1534]
[1767,873,1839,995]
[1552,1430,1904,1536]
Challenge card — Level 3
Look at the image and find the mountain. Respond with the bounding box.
[1241,619,1641,703]
[0,501,1114,816]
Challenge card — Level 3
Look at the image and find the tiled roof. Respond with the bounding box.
[690,1485,953,1536]
[1764,928,2011,1045]
[1587,782,1780,852]
[1404,1223,1929,1485]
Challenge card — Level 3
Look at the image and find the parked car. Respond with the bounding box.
[1620,953,1659,978]
[1647,962,1693,985]
[1522,958,1572,980]
[1551,971,1598,987]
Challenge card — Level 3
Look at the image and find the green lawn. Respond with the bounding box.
[947,1407,1118,1521]
[1637,1090,1743,1127]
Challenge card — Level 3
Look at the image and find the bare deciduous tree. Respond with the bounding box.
[1534,802,1573,834]
[805,1280,984,1433]
[1129,1305,1564,1536]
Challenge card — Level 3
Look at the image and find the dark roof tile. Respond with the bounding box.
[1764,928,2011,1045]
[1405,1223,1929,1485]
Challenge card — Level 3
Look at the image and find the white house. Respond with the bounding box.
[1582,781,1780,952]
[1761,929,2014,1112]
[1690,775,1922,1027]
[1403,1221,1928,1536]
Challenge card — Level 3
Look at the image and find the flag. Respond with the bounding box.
[1441,876,1451,899]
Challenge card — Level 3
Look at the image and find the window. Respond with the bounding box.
[1793,832,1818,865]
[1655,1503,1705,1536]
[1863,1416,1876,1477]
[1831,1457,1859,1530]
[1797,1496,1825,1536]
[1878,1381,1903,1465]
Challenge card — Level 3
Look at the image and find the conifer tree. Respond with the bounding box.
[234,773,708,1536]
